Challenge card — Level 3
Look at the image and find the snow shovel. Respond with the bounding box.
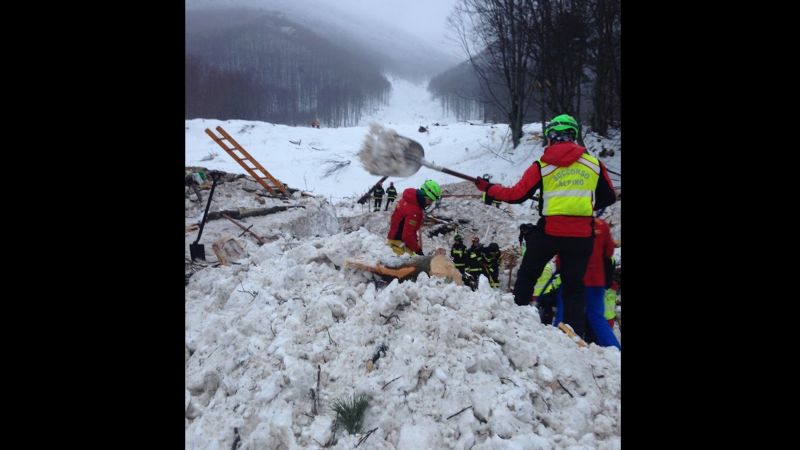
[358,124,478,183]
[189,171,224,261]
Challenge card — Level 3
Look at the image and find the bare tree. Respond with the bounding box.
[587,0,621,136]
[525,0,591,137]
[444,1,619,141]
[428,61,488,121]
[450,0,539,148]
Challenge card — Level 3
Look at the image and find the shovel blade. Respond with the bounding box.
[190,243,206,261]
[358,124,424,177]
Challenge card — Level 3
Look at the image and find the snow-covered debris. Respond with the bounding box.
[186,227,620,449]
[185,77,621,449]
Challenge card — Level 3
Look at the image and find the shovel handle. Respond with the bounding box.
[439,167,478,183]
[193,175,219,244]
[418,158,478,183]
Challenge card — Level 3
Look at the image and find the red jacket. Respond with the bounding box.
[556,218,615,286]
[486,141,616,237]
[387,188,425,253]
[584,218,615,287]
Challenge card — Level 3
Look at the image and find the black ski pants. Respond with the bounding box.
[514,230,594,337]
[537,289,558,326]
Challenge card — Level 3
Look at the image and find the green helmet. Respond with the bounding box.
[544,114,580,139]
[420,179,441,201]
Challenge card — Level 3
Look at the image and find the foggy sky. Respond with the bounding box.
[187,0,462,58]
[317,0,460,56]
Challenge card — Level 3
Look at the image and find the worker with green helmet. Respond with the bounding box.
[474,113,617,338]
[387,179,442,256]
[532,258,561,325]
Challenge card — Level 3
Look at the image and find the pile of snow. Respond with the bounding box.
[185,77,622,449]
[186,229,620,449]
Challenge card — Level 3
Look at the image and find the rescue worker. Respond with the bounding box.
[384,181,398,211]
[464,236,484,290]
[372,181,385,212]
[474,113,616,337]
[532,259,560,325]
[554,217,620,349]
[450,234,467,277]
[482,242,501,288]
[605,280,619,329]
[387,180,442,256]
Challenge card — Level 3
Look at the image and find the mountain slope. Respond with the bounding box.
[186,8,390,126]
[186,0,460,80]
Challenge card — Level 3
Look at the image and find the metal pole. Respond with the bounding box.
[193,172,223,245]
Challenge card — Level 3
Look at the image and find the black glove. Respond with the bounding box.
[519,223,536,235]
[482,193,495,205]
[604,257,614,288]
[475,177,493,192]
[416,250,424,256]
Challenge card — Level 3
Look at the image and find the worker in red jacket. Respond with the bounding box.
[387,180,441,256]
[555,218,620,349]
[474,114,616,338]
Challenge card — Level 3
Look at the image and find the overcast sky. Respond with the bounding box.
[317,0,461,54]
[188,0,463,58]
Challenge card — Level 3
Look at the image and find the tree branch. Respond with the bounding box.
[355,427,379,448]
[447,405,473,420]
[382,376,401,390]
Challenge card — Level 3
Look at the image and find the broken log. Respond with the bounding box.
[221,214,269,245]
[428,248,464,285]
[202,205,306,223]
[345,260,416,279]
[345,248,463,285]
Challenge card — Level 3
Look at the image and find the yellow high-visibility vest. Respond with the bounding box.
[540,154,601,216]
[533,262,560,296]
[604,289,617,320]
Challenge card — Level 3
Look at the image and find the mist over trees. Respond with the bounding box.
[185,1,620,138]
[429,0,621,146]
[427,60,487,122]
[186,9,391,127]
[428,57,554,125]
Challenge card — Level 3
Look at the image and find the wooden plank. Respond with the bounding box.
[557,323,588,348]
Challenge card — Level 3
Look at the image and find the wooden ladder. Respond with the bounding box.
[204,126,288,197]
